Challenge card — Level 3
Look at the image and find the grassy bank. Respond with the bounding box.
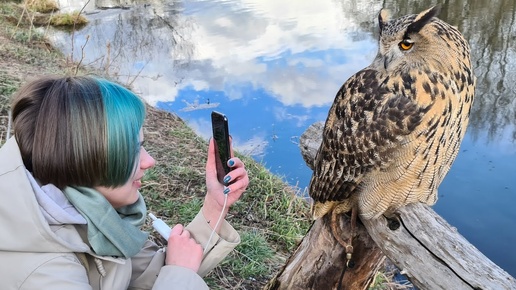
[141,106,312,289]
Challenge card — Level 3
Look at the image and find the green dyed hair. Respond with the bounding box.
[11,75,146,189]
[97,78,146,186]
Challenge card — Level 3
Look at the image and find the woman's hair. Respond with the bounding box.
[11,75,146,189]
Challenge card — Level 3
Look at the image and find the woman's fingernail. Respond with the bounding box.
[223,187,230,195]
[223,175,231,184]
[228,159,235,166]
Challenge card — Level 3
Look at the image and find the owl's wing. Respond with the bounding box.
[309,69,429,203]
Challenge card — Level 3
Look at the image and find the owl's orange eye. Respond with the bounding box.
[399,39,414,50]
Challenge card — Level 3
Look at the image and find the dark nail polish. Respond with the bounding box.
[223,187,230,194]
[223,175,231,184]
[228,159,235,166]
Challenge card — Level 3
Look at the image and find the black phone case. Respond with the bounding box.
[211,111,231,184]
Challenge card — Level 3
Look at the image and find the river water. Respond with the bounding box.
[50,0,516,278]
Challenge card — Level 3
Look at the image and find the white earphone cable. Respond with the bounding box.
[203,191,228,255]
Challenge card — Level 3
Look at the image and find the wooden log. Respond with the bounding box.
[282,121,516,290]
[362,204,516,289]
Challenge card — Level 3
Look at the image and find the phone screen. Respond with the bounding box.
[211,111,231,184]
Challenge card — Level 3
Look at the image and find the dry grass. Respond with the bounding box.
[1,0,87,31]
[24,0,58,13]
[48,10,87,27]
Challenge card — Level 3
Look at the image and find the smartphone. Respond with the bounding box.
[211,111,232,184]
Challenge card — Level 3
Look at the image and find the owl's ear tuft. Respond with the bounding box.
[405,5,441,36]
[378,9,391,33]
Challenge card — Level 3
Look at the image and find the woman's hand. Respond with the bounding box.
[203,138,249,231]
[165,224,203,272]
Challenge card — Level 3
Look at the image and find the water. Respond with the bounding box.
[51,0,516,277]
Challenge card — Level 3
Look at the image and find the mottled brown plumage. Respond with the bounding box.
[309,6,475,224]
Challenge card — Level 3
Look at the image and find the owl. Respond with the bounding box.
[309,5,475,238]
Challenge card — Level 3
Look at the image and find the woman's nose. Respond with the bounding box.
[140,147,156,169]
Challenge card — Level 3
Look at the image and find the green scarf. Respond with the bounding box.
[63,186,149,258]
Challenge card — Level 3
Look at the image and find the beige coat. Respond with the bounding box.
[0,137,240,290]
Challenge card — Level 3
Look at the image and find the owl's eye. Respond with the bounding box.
[399,39,414,51]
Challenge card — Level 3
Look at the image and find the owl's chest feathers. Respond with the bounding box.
[359,68,472,188]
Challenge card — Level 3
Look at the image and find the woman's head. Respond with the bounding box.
[11,75,147,190]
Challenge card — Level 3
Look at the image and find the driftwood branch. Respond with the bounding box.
[267,122,516,290]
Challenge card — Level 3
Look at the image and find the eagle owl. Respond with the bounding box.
[309,5,475,225]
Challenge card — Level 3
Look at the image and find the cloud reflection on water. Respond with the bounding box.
[146,0,378,108]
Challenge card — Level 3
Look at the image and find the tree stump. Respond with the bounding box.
[264,214,385,290]
[265,122,516,290]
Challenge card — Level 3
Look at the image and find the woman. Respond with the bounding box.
[0,75,249,289]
